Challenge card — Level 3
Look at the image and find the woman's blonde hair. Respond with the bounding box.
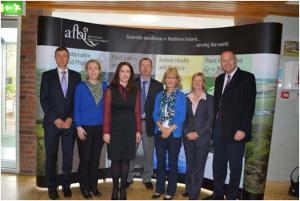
[85,59,102,81]
[191,72,206,91]
[162,67,182,89]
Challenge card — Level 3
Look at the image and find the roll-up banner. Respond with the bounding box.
[36,16,282,198]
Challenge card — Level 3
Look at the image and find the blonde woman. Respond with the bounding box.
[152,67,186,200]
[182,72,213,200]
[74,59,107,198]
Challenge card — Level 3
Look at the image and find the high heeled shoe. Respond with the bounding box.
[119,188,127,200]
[111,188,119,200]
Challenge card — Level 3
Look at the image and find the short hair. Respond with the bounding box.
[55,47,69,57]
[162,67,182,89]
[110,61,137,92]
[85,59,102,81]
[139,58,152,67]
[191,72,206,91]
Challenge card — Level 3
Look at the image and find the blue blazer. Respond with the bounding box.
[153,89,186,138]
[74,81,107,127]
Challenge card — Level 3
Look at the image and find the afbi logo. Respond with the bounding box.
[64,24,108,47]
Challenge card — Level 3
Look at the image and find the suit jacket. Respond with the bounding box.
[183,93,214,146]
[40,68,82,128]
[213,67,256,143]
[135,77,163,137]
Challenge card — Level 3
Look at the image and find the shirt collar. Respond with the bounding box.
[187,91,207,100]
[226,67,237,78]
[140,77,150,83]
[57,67,68,73]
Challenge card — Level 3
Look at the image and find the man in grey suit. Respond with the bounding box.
[127,58,163,190]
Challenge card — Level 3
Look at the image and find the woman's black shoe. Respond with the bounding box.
[163,195,173,200]
[119,188,127,200]
[182,192,189,197]
[90,188,101,196]
[111,188,119,200]
[81,190,92,199]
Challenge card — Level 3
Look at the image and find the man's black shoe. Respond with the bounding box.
[90,188,101,196]
[125,181,133,188]
[143,182,153,190]
[81,189,92,199]
[152,193,162,199]
[48,189,59,200]
[203,194,224,200]
[182,192,189,197]
[63,187,72,197]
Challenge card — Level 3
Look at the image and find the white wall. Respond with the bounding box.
[264,16,299,181]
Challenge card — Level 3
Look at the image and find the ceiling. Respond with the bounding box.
[27,1,299,18]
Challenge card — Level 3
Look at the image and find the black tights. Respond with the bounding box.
[111,159,130,190]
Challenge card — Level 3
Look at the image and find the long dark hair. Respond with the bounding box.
[110,61,137,92]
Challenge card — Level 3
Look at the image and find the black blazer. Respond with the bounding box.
[183,93,214,145]
[213,68,256,142]
[135,77,163,137]
[40,68,82,128]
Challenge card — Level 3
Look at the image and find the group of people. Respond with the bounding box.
[40,47,256,200]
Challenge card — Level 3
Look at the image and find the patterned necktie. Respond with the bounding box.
[61,71,67,97]
[141,81,147,115]
[217,74,231,119]
[222,74,231,94]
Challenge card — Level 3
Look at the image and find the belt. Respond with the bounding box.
[141,118,146,121]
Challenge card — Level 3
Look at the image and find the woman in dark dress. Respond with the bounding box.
[103,62,142,200]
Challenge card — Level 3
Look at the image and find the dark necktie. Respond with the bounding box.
[217,74,231,119]
[223,74,231,94]
[141,81,147,115]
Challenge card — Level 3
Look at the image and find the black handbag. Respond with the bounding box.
[288,166,299,197]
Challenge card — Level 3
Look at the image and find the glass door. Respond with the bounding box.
[1,17,20,171]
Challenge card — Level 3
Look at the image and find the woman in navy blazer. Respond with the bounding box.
[74,59,107,199]
[152,67,186,200]
[182,72,213,200]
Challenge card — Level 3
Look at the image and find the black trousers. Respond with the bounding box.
[77,125,104,191]
[44,123,75,190]
[212,120,245,200]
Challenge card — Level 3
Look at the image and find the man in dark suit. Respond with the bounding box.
[40,47,81,199]
[206,51,256,200]
[127,58,163,190]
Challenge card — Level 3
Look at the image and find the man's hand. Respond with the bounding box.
[186,132,199,140]
[103,133,110,144]
[77,127,87,141]
[63,118,72,129]
[234,130,245,141]
[54,118,64,129]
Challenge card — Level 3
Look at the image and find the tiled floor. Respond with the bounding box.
[1,173,298,200]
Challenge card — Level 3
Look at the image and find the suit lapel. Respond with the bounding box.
[54,69,65,99]
[66,70,73,99]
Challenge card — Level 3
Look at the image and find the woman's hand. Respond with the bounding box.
[103,133,110,144]
[77,127,87,141]
[161,127,171,139]
[136,132,141,143]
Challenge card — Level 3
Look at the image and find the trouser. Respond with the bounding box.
[212,120,245,200]
[128,120,154,182]
[77,125,104,191]
[154,133,182,196]
[44,123,75,190]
